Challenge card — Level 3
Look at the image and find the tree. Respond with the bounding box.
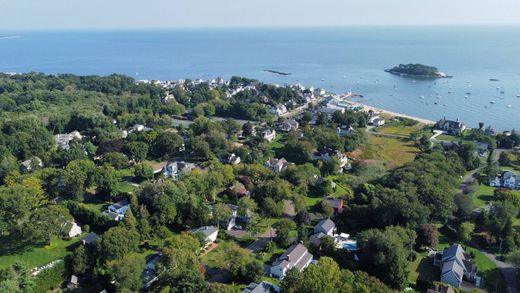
[126,141,149,162]
[70,245,90,275]
[273,219,297,247]
[134,163,154,182]
[263,197,284,218]
[416,224,439,248]
[505,248,520,268]
[99,225,139,261]
[0,263,35,293]
[23,204,73,245]
[152,132,183,159]
[418,135,431,151]
[281,267,304,293]
[457,221,475,242]
[102,152,129,169]
[237,197,257,217]
[299,257,341,293]
[212,203,232,229]
[110,254,146,292]
[95,165,120,199]
[321,201,334,218]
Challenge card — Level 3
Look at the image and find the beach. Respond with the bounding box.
[347,99,436,125]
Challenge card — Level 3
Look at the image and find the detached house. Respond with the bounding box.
[270,243,313,279]
[313,150,350,173]
[55,131,82,150]
[262,129,277,142]
[163,161,196,179]
[369,116,385,127]
[62,221,82,238]
[489,171,520,190]
[435,118,467,135]
[265,158,292,173]
[270,104,288,116]
[104,199,131,221]
[279,119,299,132]
[313,219,336,236]
[190,226,218,248]
[227,153,241,165]
[433,244,478,288]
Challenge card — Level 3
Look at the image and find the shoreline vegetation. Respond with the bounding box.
[385,63,452,78]
[346,98,436,125]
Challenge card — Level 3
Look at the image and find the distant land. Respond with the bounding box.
[264,69,291,76]
[385,63,451,78]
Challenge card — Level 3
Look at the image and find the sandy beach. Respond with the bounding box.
[346,100,436,125]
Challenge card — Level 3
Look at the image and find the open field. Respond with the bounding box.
[361,135,420,168]
[374,123,427,137]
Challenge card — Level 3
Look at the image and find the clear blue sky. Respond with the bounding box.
[2,0,520,30]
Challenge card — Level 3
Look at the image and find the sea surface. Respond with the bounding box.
[1,27,520,130]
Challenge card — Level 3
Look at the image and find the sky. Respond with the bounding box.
[2,0,520,30]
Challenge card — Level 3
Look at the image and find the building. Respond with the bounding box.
[323,198,345,214]
[55,131,82,150]
[369,116,385,127]
[20,157,43,172]
[476,142,489,157]
[265,158,292,173]
[435,118,467,135]
[433,244,478,288]
[484,126,497,136]
[270,243,313,279]
[104,199,131,221]
[270,104,288,116]
[279,119,299,132]
[62,221,82,238]
[227,153,241,165]
[142,253,162,289]
[242,281,280,293]
[224,182,250,198]
[313,150,350,173]
[163,161,196,179]
[81,232,99,246]
[67,275,79,289]
[262,129,277,142]
[489,171,520,190]
[313,219,336,236]
[190,226,218,248]
[221,204,238,231]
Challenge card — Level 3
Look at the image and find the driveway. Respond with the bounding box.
[478,247,518,293]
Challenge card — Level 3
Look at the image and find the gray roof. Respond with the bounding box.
[190,225,218,238]
[442,244,465,263]
[314,219,335,233]
[441,259,464,282]
[81,232,99,245]
[242,282,275,293]
[272,243,313,271]
[69,275,78,285]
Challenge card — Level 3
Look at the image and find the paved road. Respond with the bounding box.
[246,228,276,253]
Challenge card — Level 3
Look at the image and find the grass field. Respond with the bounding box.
[0,236,82,269]
[361,135,420,168]
[375,123,426,137]
[471,185,495,208]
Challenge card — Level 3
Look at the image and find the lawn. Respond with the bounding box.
[408,251,439,286]
[270,134,285,150]
[0,236,83,270]
[361,135,420,168]
[375,123,426,137]
[471,185,495,208]
[116,182,137,193]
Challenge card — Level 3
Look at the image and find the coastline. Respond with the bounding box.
[346,99,436,125]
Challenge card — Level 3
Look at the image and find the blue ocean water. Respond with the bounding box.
[1,27,519,130]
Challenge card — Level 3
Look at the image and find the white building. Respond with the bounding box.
[55,131,82,150]
[270,243,313,279]
[62,221,82,238]
[265,158,292,173]
[190,226,219,248]
[270,104,288,116]
[262,129,277,142]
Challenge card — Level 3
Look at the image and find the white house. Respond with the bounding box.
[190,226,218,248]
[262,129,277,142]
[369,116,385,127]
[313,150,350,172]
[227,154,241,165]
[55,131,82,150]
[270,243,313,279]
[265,158,292,173]
[20,157,43,172]
[489,171,520,190]
[62,221,82,238]
[270,104,288,116]
[163,161,196,179]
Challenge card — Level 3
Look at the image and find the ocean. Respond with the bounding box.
[1,27,519,130]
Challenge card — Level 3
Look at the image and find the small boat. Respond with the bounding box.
[466,92,471,95]
[517,95,520,98]
[500,91,505,94]
[420,95,425,99]
[489,78,499,82]
[434,102,438,105]
[507,104,512,108]
[448,90,452,94]
[412,80,417,83]
[464,95,468,99]
[496,86,501,90]
[490,101,496,104]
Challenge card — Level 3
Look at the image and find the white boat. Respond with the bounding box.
[507,104,512,108]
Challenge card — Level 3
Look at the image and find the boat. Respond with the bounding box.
[507,105,512,108]
[466,92,471,95]
[489,78,499,82]
[500,91,505,94]
[464,95,468,99]
[420,95,425,99]
[490,101,495,104]
[496,86,501,90]
[517,95,520,98]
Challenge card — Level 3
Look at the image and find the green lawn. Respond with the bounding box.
[270,134,285,150]
[361,135,420,168]
[116,182,137,193]
[408,251,439,286]
[471,185,495,208]
[0,236,83,269]
[375,123,426,137]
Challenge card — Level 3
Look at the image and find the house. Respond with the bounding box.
[67,275,79,289]
[81,232,99,245]
[313,219,336,236]
[369,116,385,127]
[427,285,455,293]
[313,150,350,172]
[485,126,497,136]
[20,157,43,172]
[104,199,131,221]
[55,131,82,150]
[309,232,328,247]
[242,281,280,293]
[336,126,356,137]
[142,253,161,289]
[270,243,313,279]
[489,171,520,190]
[270,104,288,116]
[433,244,478,288]
[130,124,152,133]
[323,198,345,214]
[262,129,277,142]
[227,153,241,165]
[221,204,238,230]
[279,119,299,132]
[190,226,218,248]
[62,221,82,238]
[265,158,292,173]
[163,161,196,179]
[476,142,489,157]
[435,118,467,135]
[224,182,251,198]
